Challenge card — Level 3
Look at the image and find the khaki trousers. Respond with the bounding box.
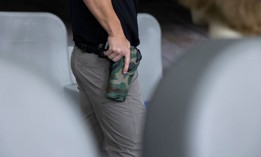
[71,47,146,157]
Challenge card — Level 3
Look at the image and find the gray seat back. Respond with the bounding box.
[143,38,261,157]
[137,13,163,103]
[0,58,98,157]
[0,12,72,87]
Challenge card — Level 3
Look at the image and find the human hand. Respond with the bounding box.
[104,32,130,74]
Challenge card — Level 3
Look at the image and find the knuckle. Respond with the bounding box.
[107,50,113,55]
[116,48,122,54]
[116,50,121,55]
[112,48,120,52]
[113,58,119,62]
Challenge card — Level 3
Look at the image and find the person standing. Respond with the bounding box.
[70,0,146,157]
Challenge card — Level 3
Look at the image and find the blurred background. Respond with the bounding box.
[0,0,207,72]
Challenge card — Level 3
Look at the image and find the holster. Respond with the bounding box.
[106,47,142,102]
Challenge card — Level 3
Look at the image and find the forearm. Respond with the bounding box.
[83,0,131,74]
[83,0,123,36]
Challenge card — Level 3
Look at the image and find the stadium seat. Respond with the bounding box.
[143,38,261,157]
[0,11,79,102]
[0,57,98,157]
[137,13,163,104]
[0,12,72,87]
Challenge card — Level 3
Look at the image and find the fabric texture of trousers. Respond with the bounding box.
[70,46,146,157]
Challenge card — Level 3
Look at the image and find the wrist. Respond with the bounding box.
[107,19,124,37]
[108,29,124,38]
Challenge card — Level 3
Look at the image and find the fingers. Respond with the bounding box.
[104,47,130,74]
[105,35,131,73]
[123,53,130,74]
[104,49,122,62]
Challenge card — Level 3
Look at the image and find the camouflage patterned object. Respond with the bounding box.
[106,47,142,102]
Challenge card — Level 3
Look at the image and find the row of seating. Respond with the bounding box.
[1,12,261,157]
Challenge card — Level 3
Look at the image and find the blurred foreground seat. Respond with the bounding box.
[0,58,98,157]
[143,38,261,157]
[0,12,98,157]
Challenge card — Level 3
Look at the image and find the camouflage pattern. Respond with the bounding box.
[106,47,142,102]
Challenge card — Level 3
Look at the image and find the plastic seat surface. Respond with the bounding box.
[0,58,98,157]
[143,38,261,157]
[137,13,162,102]
[0,12,72,87]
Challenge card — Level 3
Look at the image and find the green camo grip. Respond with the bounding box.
[106,47,142,102]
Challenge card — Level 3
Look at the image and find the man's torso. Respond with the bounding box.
[70,0,140,46]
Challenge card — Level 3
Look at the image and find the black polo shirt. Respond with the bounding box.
[70,0,140,46]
